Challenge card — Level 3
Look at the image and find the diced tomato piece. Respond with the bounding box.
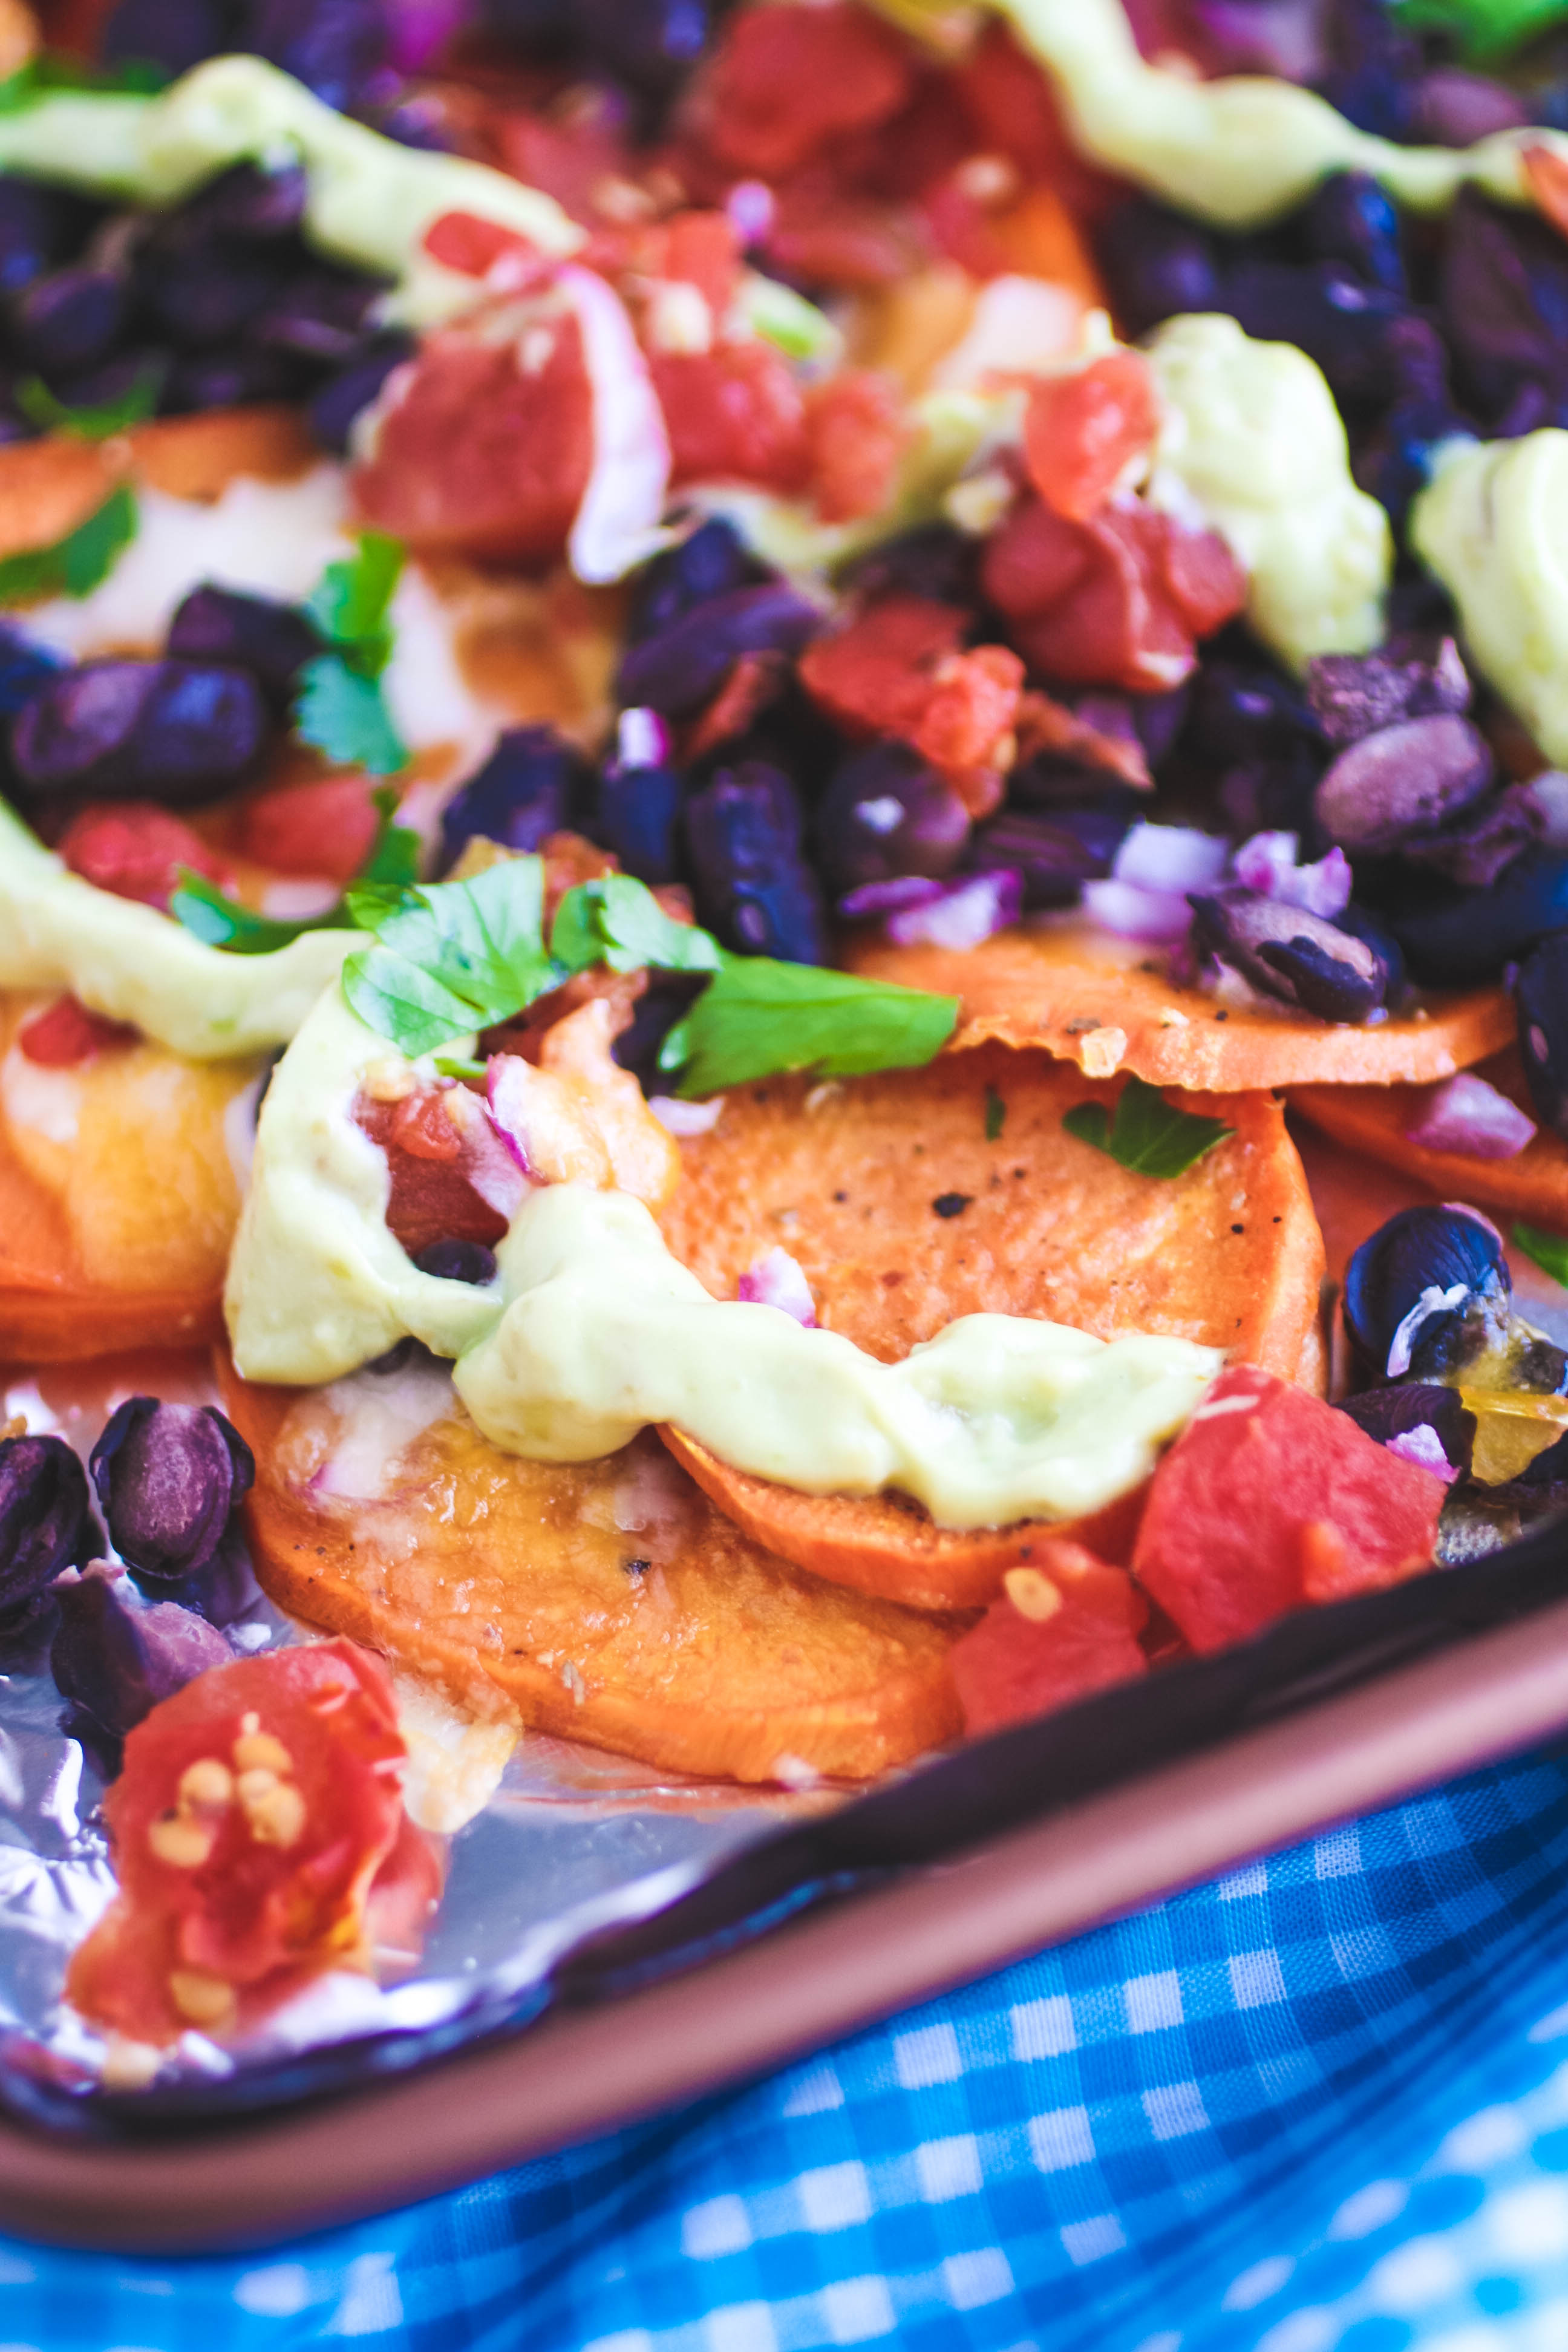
[764,181,927,290]
[64,1641,431,2047]
[700,2,916,178]
[1131,1365,1445,1654]
[17,995,138,1067]
[912,644,1024,785]
[57,801,230,912]
[805,369,910,524]
[1024,351,1159,523]
[798,596,966,737]
[237,776,382,886]
[423,211,541,283]
[652,340,810,492]
[356,1082,524,1258]
[1147,509,1248,638]
[495,108,634,230]
[952,1541,1148,1737]
[351,313,593,564]
[655,211,743,322]
[980,496,1090,618]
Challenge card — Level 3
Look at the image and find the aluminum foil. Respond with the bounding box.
[0,1353,841,2131]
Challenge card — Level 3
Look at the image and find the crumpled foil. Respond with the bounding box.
[4,1347,1568,2141]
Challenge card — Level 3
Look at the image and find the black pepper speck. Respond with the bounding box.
[933,1192,973,1218]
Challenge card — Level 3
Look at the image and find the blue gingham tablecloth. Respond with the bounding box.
[8,1748,1568,2351]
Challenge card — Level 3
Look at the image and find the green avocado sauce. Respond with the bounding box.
[225,984,1221,1529]
[0,54,580,327]
[0,798,351,1057]
[1410,431,1568,767]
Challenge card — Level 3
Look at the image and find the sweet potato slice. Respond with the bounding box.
[221,1363,962,1785]
[0,404,316,560]
[846,925,1514,1091]
[1292,1049,1568,1228]
[0,995,260,1362]
[654,1045,1325,1606]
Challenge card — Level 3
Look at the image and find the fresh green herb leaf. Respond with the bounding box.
[0,483,136,606]
[1063,1076,1233,1179]
[16,361,163,441]
[1390,0,1568,59]
[659,957,959,1097]
[433,1054,488,1081]
[1514,1221,1568,1286]
[168,789,421,953]
[343,859,563,1056]
[167,871,318,955]
[293,654,407,776]
[0,51,168,112]
[303,531,404,678]
[984,1085,1006,1142]
[551,875,723,979]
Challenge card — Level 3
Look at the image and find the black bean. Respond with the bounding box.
[90,1398,253,1583]
[1336,1382,1475,1471]
[1516,933,1568,1140]
[812,740,969,897]
[51,1562,230,1742]
[1313,714,1493,852]
[1189,887,1388,1022]
[249,265,386,363]
[1093,195,1222,338]
[1390,848,1568,985]
[616,583,819,717]
[413,1240,498,1284]
[1397,785,1539,890]
[243,0,388,109]
[0,621,62,719]
[167,585,321,710]
[165,342,310,413]
[1300,172,1406,296]
[590,761,686,886]
[684,761,827,964]
[612,972,707,1094]
[0,177,99,298]
[441,726,590,868]
[102,0,235,77]
[573,0,708,95]
[1224,258,1442,405]
[168,160,309,246]
[11,659,269,807]
[967,801,1135,910]
[1305,638,1471,746]
[10,267,128,379]
[308,330,416,453]
[1439,189,1568,425]
[628,518,761,644]
[0,1435,96,1625]
[137,231,293,351]
[841,524,981,611]
[1343,1203,1509,1380]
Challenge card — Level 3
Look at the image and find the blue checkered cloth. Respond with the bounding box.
[8,1747,1568,2351]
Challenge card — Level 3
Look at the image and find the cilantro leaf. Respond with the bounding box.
[658,958,959,1097]
[1062,1076,1232,1178]
[16,361,163,441]
[168,787,420,955]
[303,531,404,678]
[1514,1221,1568,1287]
[0,484,136,606]
[293,654,407,776]
[551,875,723,978]
[343,859,562,1056]
[1390,0,1568,59]
[0,52,168,112]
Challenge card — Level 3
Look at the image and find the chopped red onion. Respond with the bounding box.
[1405,1072,1538,1160]
[725,181,776,245]
[1112,823,1230,893]
[737,1246,816,1326]
[485,1056,542,1181]
[1384,1424,1459,1485]
[1230,830,1353,919]
[615,707,673,772]
[885,869,1022,949]
[1080,878,1196,942]
[840,876,946,918]
[650,1094,725,1136]
[559,265,671,586]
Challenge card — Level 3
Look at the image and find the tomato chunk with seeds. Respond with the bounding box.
[237,774,381,885]
[799,597,1021,805]
[1131,1366,1445,1654]
[58,802,230,912]
[64,1641,432,2047]
[1024,351,1159,523]
[951,1543,1148,1737]
[356,1081,524,1259]
[652,341,809,493]
[18,995,138,1067]
[699,2,915,178]
[351,315,593,563]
